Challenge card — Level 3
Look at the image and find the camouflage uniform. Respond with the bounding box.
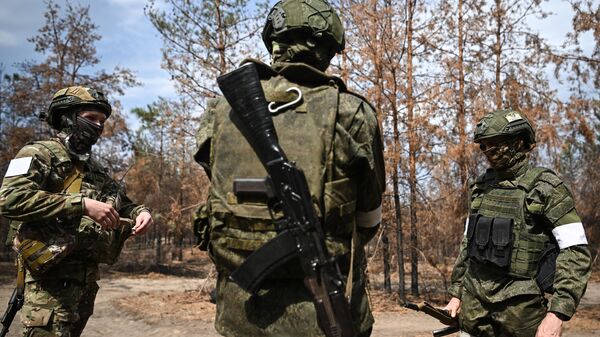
[194,3,384,335]
[0,87,149,337]
[448,110,592,337]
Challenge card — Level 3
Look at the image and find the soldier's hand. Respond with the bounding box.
[84,198,120,230]
[443,297,461,318]
[535,312,563,337]
[133,211,153,236]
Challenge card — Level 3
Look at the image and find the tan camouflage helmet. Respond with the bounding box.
[42,86,112,130]
[262,0,345,54]
[474,109,536,146]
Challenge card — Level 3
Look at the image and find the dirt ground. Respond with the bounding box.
[0,259,598,337]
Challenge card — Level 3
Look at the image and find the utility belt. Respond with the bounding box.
[13,217,133,276]
[466,214,558,293]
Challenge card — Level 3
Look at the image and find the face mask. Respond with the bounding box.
[67,115,104,154]
[480,138,524,170]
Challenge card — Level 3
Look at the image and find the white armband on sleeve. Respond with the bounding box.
[552,222,588,249]
[356,205,382,228]
[463,217,470,236]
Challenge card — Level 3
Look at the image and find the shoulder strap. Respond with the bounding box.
[517,167,552,191]
[33,139,83,194]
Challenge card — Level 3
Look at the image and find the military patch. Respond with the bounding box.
[270,6,286,31]
[504,112,523,122]
[4,156,33,177]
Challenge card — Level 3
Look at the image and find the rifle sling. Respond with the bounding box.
[16,257,25,297]
[229,229,298,293]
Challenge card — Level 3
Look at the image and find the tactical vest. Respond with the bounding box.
[467,167,554,279]
[208,65,359,274]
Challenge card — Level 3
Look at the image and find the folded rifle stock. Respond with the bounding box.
[404,301,459,337]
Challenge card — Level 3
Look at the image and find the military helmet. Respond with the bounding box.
[474,109,536,146]
[43,86,112,130]
[262,0,345,54]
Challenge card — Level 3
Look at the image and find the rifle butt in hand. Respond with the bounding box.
[405,301,459,337]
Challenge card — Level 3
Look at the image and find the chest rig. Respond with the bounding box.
[467,167,552,279]
[208,64,358,274]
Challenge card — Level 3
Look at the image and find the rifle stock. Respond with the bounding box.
[217,63,354,337]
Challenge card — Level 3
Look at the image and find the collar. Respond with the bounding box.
[240,58,347,90]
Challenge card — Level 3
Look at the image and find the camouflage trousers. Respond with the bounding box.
[459,288,547,337]
[20,279,99,337]
[214,272,374,337]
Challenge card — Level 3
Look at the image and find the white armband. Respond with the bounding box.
[356,205,382,228]
[552,222,588,249]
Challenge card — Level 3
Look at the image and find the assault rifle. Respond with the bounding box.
[1,286,24,337]
[216,63,354,337]
[405,302,460,337]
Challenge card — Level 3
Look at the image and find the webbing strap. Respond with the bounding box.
[63,163,83,194]
[16,256,25,296]
[517,167,549,191]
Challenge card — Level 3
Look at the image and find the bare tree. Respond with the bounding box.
[146,0,268,110]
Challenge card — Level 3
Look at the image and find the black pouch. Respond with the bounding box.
[466,214,479,241]
[475,217,492,250]
[467,215,492,263]
[490,218,513,268]
[536,242,558,293]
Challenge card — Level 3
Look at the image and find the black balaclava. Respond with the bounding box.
[61,109,105,158]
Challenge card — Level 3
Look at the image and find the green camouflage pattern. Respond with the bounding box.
[20,279,98,337]
[448,156,592,332]
[198,59,384,336]
[262,0,345,53]
[0,137,148,336]
[459,287,546,337]
[474,109,535,145]
[42,86,111,130]
[481,138,527,170]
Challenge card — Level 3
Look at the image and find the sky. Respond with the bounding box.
[0,0,178,125]
[0,0,594,126]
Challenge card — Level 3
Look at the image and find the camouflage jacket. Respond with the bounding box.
[448,161,592,319]
[0,137,148,282]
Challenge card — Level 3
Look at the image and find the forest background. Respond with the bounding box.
[0,0,598,302]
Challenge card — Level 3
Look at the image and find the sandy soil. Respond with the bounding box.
[0,264,598,337]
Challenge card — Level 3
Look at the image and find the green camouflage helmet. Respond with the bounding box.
[42,86,112,130]
[262,0,345,54]
[474,109,535,145]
